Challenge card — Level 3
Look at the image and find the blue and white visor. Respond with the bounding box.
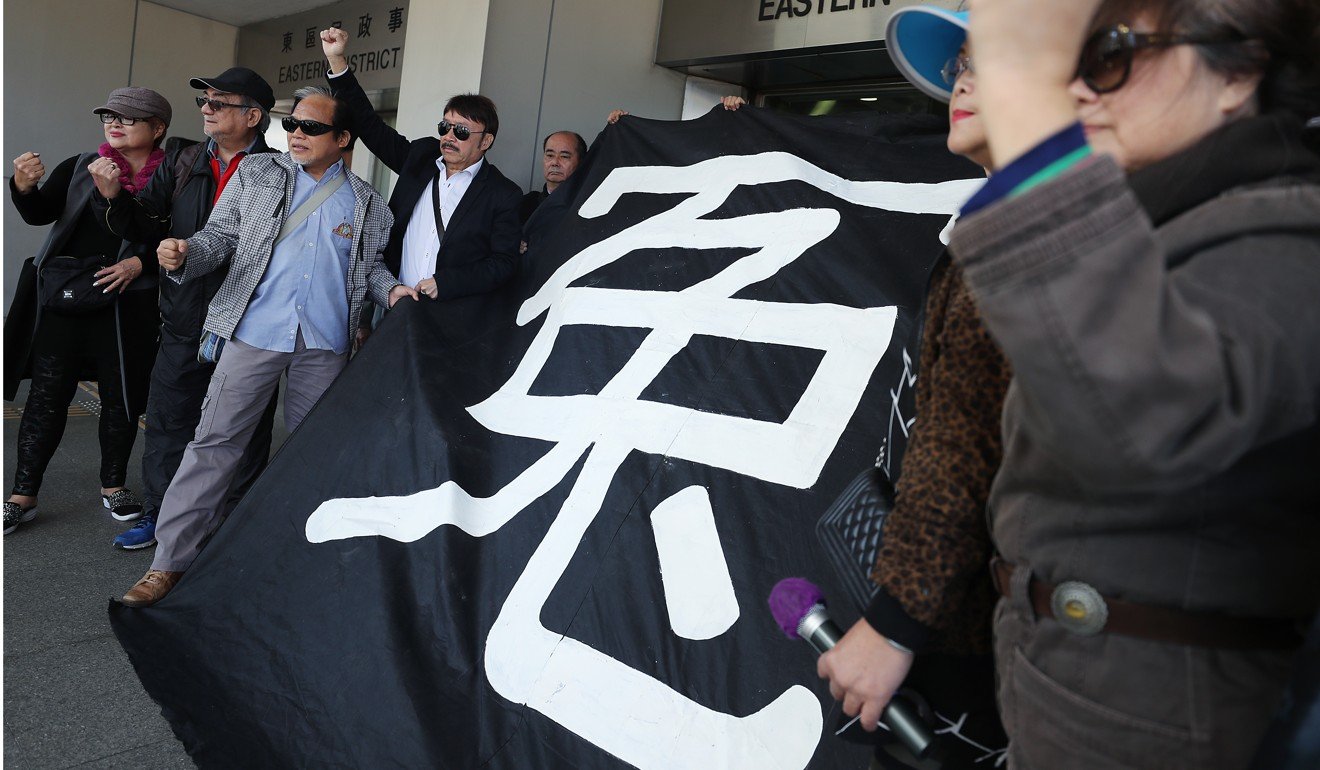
[886,7,969,103]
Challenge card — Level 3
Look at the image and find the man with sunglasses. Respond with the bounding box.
[90,67,281,553]
[321,27,522,314]
[120,88,417,608]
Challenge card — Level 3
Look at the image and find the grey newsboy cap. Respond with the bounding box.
[93,87,173,127]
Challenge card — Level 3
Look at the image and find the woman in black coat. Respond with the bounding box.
[3,87,171,535]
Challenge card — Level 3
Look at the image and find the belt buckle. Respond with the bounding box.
[1050,581,1109,636]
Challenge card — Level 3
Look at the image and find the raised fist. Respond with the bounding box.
[12,152,46,194]
[158,238,189,272]
[87,156,123,199]
[321,27,349,58]
[321,27,350,74]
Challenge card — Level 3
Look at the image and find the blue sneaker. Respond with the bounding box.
[113,516,156,550]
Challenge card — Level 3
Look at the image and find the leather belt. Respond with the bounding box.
[991,558,1303,650]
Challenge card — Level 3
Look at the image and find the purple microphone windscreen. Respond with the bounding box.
[768,577,825,639]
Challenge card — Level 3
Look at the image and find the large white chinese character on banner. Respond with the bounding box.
[306,152,979,769]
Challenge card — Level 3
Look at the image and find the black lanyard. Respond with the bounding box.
[430,171,447,254]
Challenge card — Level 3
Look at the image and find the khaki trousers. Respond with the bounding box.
[151,333,346,572]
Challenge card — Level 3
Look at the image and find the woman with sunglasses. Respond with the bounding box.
[945,0,1320,766]
[4,87,172,535]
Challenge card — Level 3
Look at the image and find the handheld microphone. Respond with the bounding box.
[768,577,936,760]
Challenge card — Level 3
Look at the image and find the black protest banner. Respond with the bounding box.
[110,106,981,768]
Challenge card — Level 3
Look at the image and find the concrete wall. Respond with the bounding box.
[479,0,554,193]
[3,0,237,312]
[481,0,687,192]
[394,0,490,144]
[683,76,744,120]
[131,1,240,143]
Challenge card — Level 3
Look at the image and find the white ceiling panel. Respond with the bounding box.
[147,0,335,27]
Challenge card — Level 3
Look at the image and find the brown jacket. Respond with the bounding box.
[950,114,1320,769]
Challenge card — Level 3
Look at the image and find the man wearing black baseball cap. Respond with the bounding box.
[188,67,276,118]
[90,67,279,553]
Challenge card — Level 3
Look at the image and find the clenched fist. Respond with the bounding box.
[321,27,350,74]
[12,152,46,194]
[158,238,189,272]
[87,156,123,199]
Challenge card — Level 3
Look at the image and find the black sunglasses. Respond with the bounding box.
[196,96,254,112]
[99,113,142,126]
[1077,23,1245,94]
[437,119,487,142]
[282,117,338,136]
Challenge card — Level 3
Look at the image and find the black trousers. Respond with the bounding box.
[10,306,136,496]
[139,331,277,521]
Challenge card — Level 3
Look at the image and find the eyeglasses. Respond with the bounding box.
[196,96,253,112]
[281,117,338,136]
[99,113,142,126]
[1077,23,1245,93]
[436,120,487,142]
[940,55,974,86]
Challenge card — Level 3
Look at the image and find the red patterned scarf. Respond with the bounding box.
[98,142,166,195]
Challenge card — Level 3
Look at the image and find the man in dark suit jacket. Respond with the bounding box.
[321,27,521,312]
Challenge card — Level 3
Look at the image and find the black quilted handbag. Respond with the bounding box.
[814,463,896,611]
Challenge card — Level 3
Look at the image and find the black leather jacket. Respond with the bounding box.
[91,136,277,342]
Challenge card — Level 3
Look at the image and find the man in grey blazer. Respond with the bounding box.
[121,88,417,607]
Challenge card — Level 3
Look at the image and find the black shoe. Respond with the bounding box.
[102,489,144,522]
[3,501,38,535]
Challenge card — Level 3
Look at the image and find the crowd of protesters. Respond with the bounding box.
[6,0,1320,766]
[3,33,587,545]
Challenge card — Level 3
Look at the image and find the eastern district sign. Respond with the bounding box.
[237,0,409,96]
[758,0,889,22]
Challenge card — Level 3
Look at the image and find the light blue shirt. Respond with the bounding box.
[234,159,356,354]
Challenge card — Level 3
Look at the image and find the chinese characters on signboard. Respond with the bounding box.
[237,0,409,94]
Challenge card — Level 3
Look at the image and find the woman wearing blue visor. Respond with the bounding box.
[817,5,1013,768]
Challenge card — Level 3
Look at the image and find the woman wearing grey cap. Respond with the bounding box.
[3,87,172,535]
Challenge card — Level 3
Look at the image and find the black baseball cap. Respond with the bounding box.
[189,67,275,112]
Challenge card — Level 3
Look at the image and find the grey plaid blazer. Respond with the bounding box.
[171,152,397,343]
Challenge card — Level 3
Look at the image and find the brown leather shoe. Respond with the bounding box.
[121,569,184,607]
